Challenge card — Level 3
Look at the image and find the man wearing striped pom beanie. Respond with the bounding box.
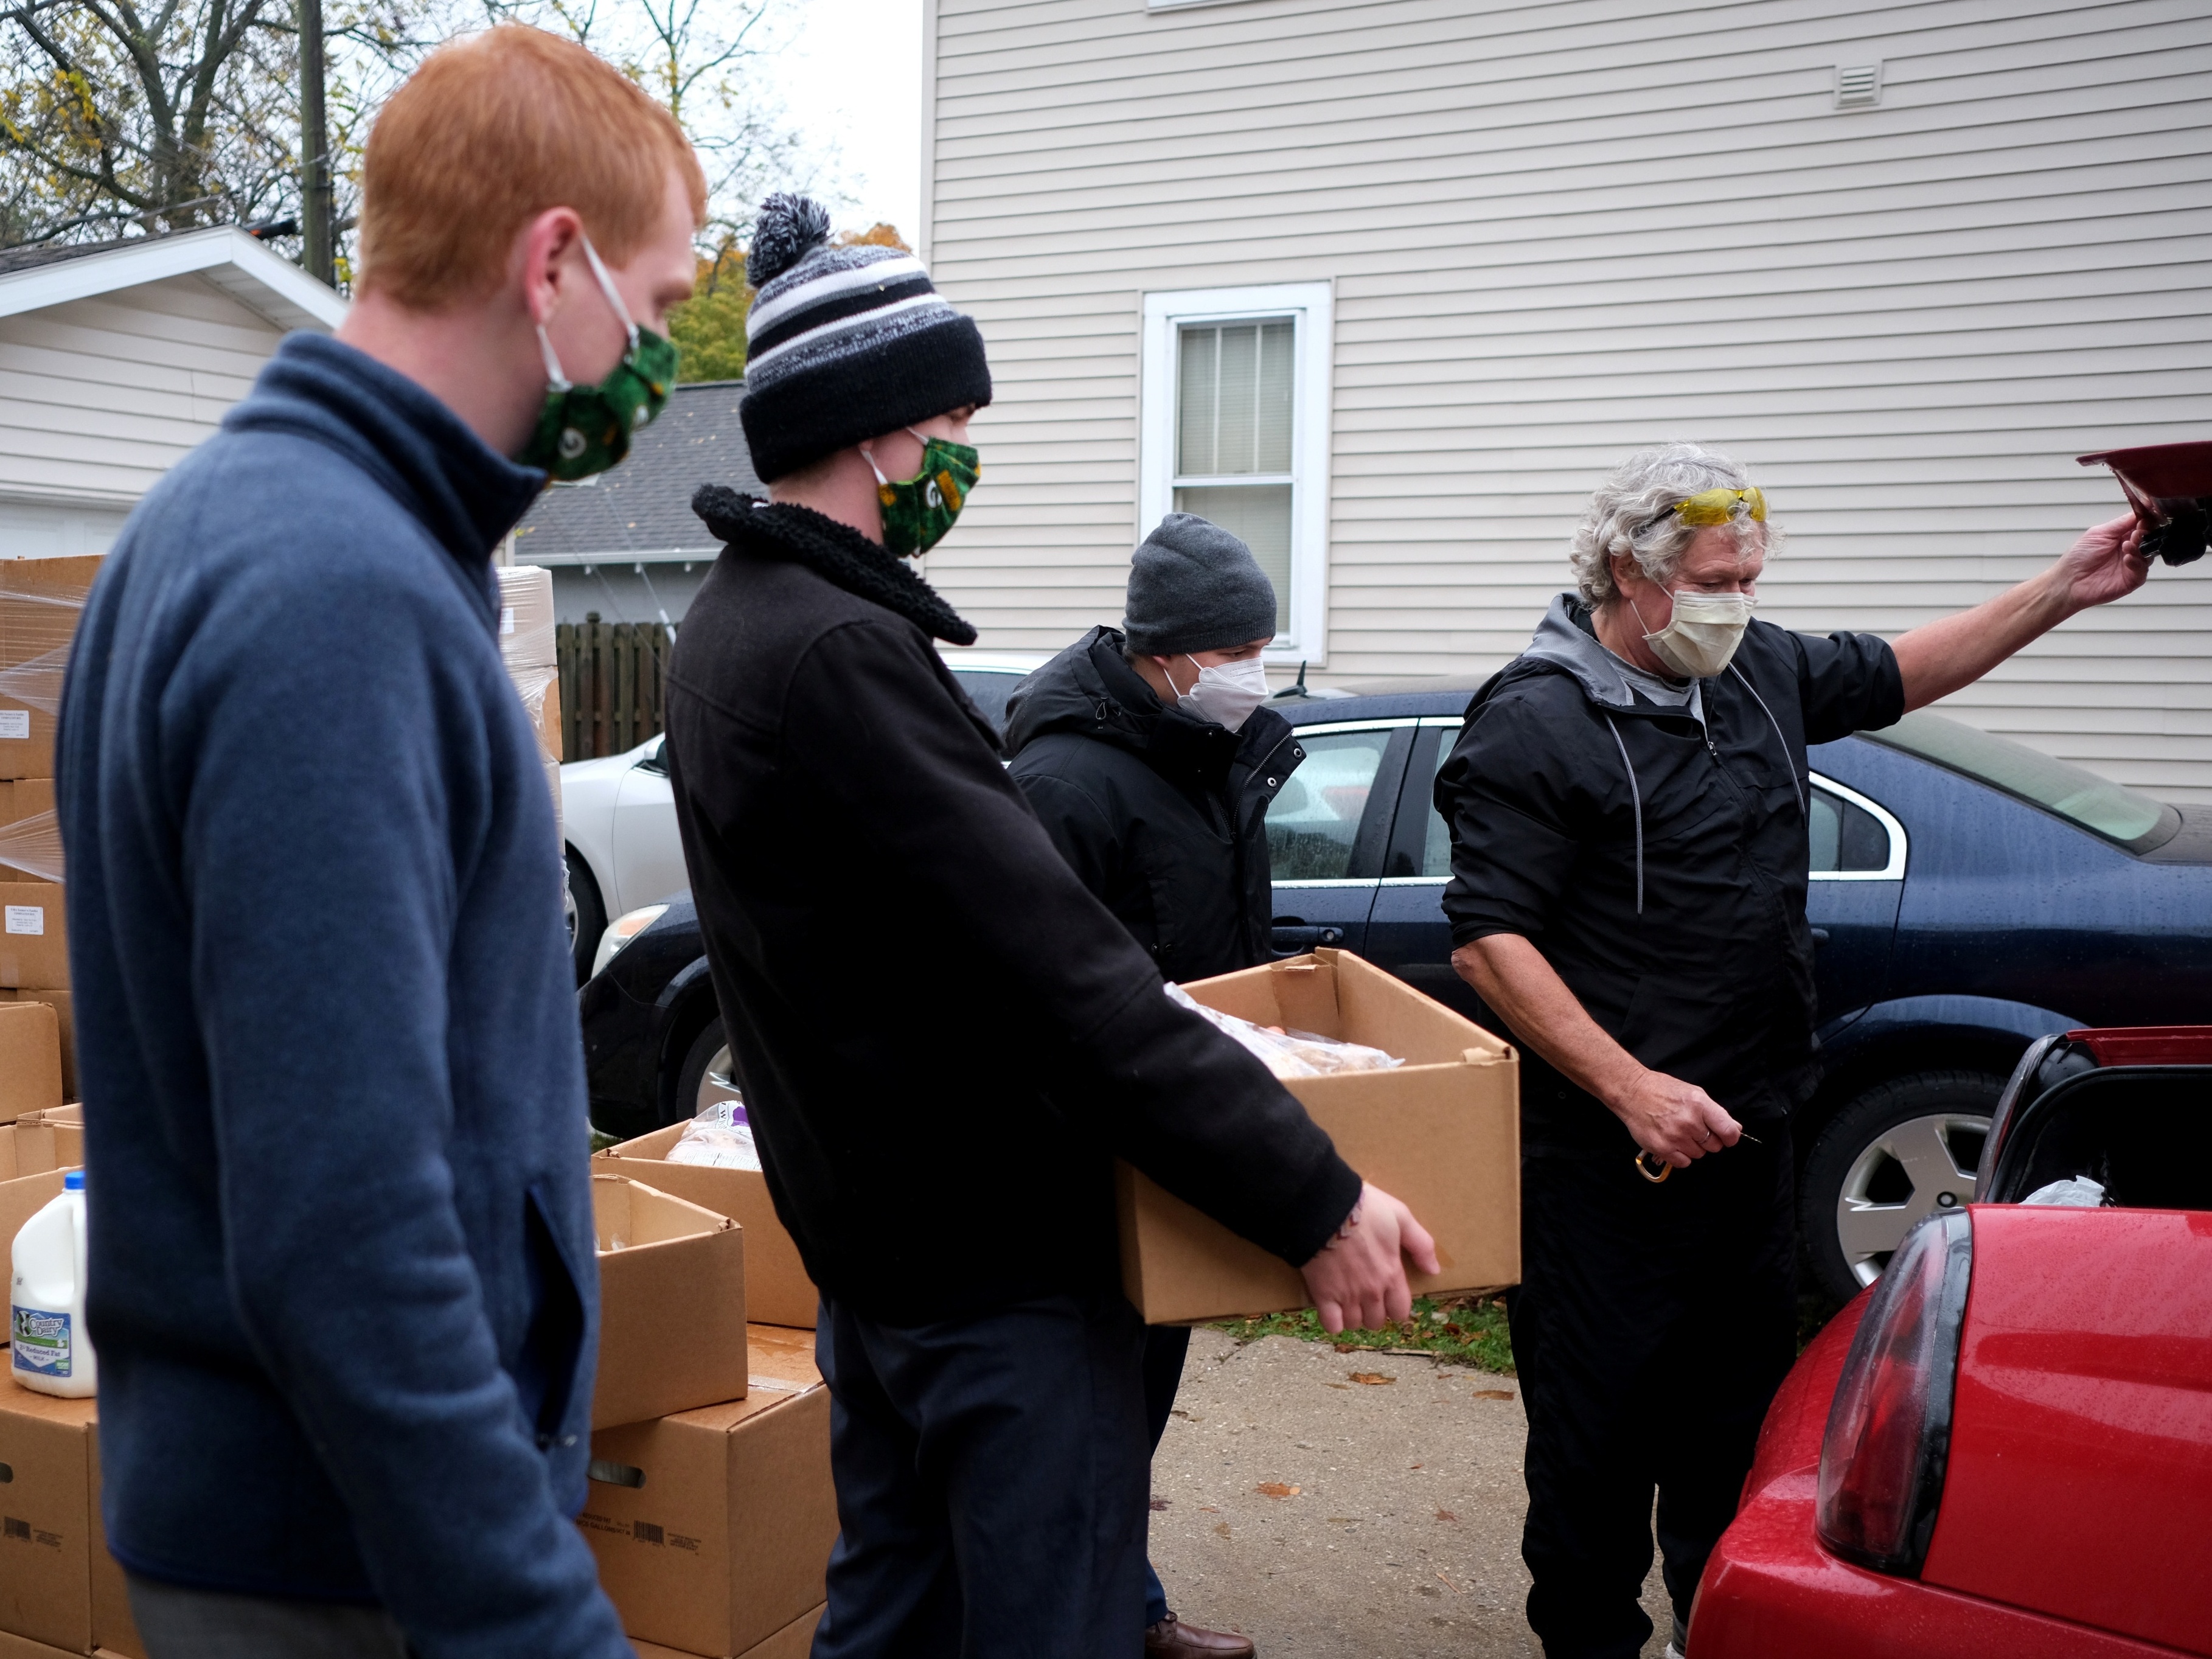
[666,196,1436,1659]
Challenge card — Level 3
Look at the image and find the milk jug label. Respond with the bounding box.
[12,1305,71,1377]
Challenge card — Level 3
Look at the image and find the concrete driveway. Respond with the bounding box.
[1149,1330,1676,1658]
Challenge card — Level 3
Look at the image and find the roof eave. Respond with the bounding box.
[0,225,348,331]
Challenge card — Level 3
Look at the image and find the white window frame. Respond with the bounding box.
[1140,281,1333,664]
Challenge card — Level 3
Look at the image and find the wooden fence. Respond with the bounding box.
[557,616,674,760]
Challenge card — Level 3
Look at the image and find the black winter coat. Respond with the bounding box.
[1436,595,1904,1152]
[1003,627,1305,986]
[663,492,1360,1324]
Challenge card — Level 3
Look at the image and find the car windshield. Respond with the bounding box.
[1863,711,2172,847]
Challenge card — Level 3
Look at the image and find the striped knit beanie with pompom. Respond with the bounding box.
[737,194,993,482]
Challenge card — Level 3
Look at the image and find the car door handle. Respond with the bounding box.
[1810,927,1831,945]
[1273,924,1345,950]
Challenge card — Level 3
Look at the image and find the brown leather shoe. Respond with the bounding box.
[1144,1612,1256,1658]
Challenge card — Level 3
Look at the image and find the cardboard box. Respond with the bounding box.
[581,1326,833,1658]
[0,557,100,787]
[2,993,75,1102]
[0,886,64,992]
[0,1379,145,1659]
[593,1176,748,1430]
[0,781,53,827]
[0,1002,60,1122]
[595,1132,817,1329]
[1,1110,80,1181]
[631,1603,823,1659]
[1116,950,1520,1324]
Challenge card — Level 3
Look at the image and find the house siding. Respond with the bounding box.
[923,0,2212,798]
[0,273,282,547]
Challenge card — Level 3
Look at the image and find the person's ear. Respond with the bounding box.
[517,207,585,329]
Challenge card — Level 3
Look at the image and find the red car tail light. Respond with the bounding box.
[1815,1209,1973,1574]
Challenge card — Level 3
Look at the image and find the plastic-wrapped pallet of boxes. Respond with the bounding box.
[496,564,563,836]
[0,556,100,1102]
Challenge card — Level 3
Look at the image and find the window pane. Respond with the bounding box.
[1268,729,1393,880]
[1423,731,1455,877]
[1864,711,2167,847]
[1809,787,1891,872]
[1176,318,1293,478]
[1173,484,1290,636]
[1177,325,1217,476]
[948,668,1024,738]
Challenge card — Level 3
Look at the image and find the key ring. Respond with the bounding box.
[1635,1149,1672,1184]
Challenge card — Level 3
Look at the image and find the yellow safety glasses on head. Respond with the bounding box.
[1670,485,1767,526]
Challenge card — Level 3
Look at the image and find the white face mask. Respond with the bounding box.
[1632,591,1755,680]
[1175,655,1271,731]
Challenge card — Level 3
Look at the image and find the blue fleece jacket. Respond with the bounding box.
[55,333,628,1658]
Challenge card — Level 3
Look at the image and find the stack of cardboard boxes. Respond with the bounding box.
[0,557,99,1102]
[0,1119,838,1659]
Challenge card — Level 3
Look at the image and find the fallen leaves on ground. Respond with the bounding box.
[1349,1372,1395,1385]
[1472,1388,1515,1401]
[1217,1294,1514,1374]
[1149,1498,1170,1511]
[1436,1509,1457,1522]
[1255,1481,1301,1499]
[1214,1522,1233,1538]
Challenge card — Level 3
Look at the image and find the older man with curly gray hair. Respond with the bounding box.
[1433,441,2147,1659]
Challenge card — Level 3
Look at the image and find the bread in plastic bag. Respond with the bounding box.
[667,1093,762,1170]
[1164,981,1403,1079]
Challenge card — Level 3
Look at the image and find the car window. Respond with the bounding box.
[1268,728,1395,879]
[949,669,1026,737]
[1419,732,1455,877]
[1809,786,1890,872]
[1863,709,2171,849]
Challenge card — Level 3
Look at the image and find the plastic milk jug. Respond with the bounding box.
[11,1170,95,1397]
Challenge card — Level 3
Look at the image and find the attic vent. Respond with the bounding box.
[1836,63,1883,109]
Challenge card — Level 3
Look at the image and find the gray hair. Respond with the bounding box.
[1568,442,1777,606]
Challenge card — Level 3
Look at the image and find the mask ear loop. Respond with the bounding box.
[578,234,641,355]
[535,326,572,394]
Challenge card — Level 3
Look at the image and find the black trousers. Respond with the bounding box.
[1511,1132,1798,1659]
[810,1292,1152,1659]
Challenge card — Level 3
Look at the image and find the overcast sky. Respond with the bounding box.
[773,0,925,241]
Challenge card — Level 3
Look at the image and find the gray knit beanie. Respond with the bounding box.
[1122,513,1279,656]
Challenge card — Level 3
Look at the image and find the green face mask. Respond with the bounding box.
[863,430,980,557]
[520,235,678,482]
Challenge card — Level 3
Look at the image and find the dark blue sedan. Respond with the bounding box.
[577,683,2212,1302]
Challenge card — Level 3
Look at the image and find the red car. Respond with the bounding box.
[1691,1026,2212,1657]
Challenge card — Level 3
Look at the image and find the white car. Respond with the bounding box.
[560,648,1051,979]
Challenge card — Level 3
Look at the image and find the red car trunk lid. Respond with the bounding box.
[1922,1205,2212,1650]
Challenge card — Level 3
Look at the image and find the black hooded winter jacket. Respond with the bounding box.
[662,492,1361,1324]
[1436,595,1904,1152]
[1003,627,1306,986]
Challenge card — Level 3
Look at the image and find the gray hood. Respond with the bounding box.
[1522,593,1646,712]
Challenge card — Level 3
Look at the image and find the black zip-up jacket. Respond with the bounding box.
[663,490,1361,1323]
[1003,627,1304,986]
[1436,594,1904,1152]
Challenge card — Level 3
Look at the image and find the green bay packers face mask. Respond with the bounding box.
[861,430,981,557]
[520,235,678,482]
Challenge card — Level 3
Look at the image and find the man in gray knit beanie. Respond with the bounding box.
[1002,516,1301,1659]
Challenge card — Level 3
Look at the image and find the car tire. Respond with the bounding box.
[1801,1069,2002,1304]
[670,1017,740,1130]
[565,848,607,986]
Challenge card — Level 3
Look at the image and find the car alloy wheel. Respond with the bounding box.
[1803,1069,2003,1303]
[1834,1111,1988,1288]
[697,1045,742,1116]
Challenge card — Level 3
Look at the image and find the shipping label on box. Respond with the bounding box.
[1117,950,1522,1325]
[593,1177,749,1430]
[0,886,65,990]
[594,1133,818,1329]
[582,1329,833,1658]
